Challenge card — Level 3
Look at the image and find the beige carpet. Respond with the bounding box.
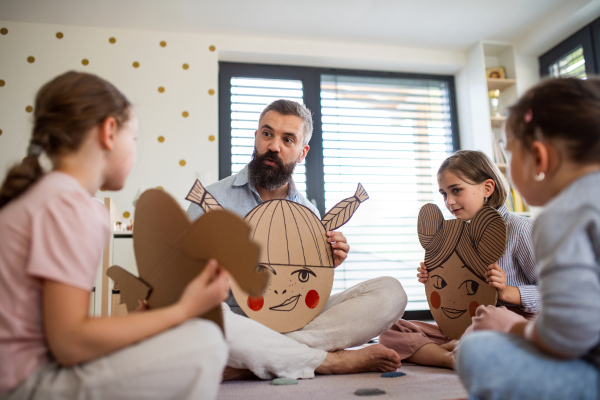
[218,364,467,400]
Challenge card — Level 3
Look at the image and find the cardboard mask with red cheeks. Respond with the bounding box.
[186,181,369,333]
[418,203,507,339]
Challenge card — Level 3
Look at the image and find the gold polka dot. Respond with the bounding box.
[27,56,35,63]
[208,89,215,95]
[158,86,165,93]
[132,61,140,68]
[208,135,215,142]
[156,186,164,190]
[99,189,106,192]
[209,45,216,52]
[179,159,186,166]
[160,41,167,47]
[82,59,89,66]
[0,129,3,136]
[182,111,189,118]
[0,80,4,87]
[158,136,165,143]
[182,63,189,70]
[56,32,63,39]
[0,28,7,35]
[109,37,116,44]
[25,105,33,113]
[123,211,131,219]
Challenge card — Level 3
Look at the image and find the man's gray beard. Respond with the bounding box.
[248,149,298,191]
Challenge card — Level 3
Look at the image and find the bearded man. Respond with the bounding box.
[187,99,407,380]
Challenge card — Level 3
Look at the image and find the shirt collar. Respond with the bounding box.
[233,165,250,187]
[234,164,299,201]
[496,204,509,218]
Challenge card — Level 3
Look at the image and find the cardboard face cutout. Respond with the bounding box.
[107,189,269,331]
[418,204,507,339]
[186,180,369,333]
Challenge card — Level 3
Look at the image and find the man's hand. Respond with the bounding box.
[327,231,350,267]
[417,262,428,284]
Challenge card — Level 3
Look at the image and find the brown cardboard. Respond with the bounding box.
[418,203,507,339]
[107,189,269,331]
[186,180,369,333]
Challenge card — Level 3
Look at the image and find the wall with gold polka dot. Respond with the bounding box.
[0,21,219,215]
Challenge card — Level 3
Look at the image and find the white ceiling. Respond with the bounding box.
[1,0,599,54]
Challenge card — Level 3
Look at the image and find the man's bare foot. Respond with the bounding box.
[221,366,256,381]
[440,340,459,352]
[315,344,401,375]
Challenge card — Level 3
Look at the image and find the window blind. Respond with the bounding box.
[320,74,455,311]
[549,46,587,79]
[229,77,307,196]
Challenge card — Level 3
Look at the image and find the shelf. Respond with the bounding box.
[491,115,507,128]
[496,163,507,170]
[487,78,516,91]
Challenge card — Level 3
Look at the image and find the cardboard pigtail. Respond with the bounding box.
[321,183,369,232]
[186,179,224,213]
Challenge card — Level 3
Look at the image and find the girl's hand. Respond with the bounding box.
[417,262,428,284]
[486,263,522,304]
[132,300,148,313]
[178,259,230,320]
[485,263,506,294]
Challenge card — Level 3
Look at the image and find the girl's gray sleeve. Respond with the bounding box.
[534,207,600,358]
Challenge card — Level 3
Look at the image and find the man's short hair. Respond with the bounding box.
[258,100,313,145]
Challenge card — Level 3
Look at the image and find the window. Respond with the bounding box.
[219,63,459,318]
[548,46,587,79]
[540,16,600,78]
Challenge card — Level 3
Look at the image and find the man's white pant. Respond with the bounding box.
[224,276,407,379]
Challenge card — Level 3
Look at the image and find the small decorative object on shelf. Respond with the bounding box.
[489,89,501,117]
[486,66,507,79]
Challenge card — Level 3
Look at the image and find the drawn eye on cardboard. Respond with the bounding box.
[106,189,269,332]
[418,203,507,339]
[186,180,369,333]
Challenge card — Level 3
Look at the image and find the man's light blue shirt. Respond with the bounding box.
[186,164,320,221]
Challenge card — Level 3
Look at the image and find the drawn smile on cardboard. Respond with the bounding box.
[270,294,301,311]
[186,180,369,333]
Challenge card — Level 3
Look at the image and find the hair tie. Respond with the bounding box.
[524,109,533,124]
[27,143,43,157]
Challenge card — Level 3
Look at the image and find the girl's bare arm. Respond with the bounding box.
[44,260,229,366]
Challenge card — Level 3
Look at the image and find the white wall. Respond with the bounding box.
[1,20,543,219]
[0,20,475,219]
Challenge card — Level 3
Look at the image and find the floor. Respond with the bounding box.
[218,364,468,400]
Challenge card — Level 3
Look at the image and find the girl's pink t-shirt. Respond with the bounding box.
[0,172,109,394]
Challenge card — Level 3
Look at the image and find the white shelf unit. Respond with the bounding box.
[464,41,543,218]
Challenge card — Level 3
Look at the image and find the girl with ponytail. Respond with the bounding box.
[0,71,230,399]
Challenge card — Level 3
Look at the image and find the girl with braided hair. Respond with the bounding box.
[0,71,229,399]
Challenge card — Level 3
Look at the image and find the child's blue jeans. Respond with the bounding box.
[457,331,600,400]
